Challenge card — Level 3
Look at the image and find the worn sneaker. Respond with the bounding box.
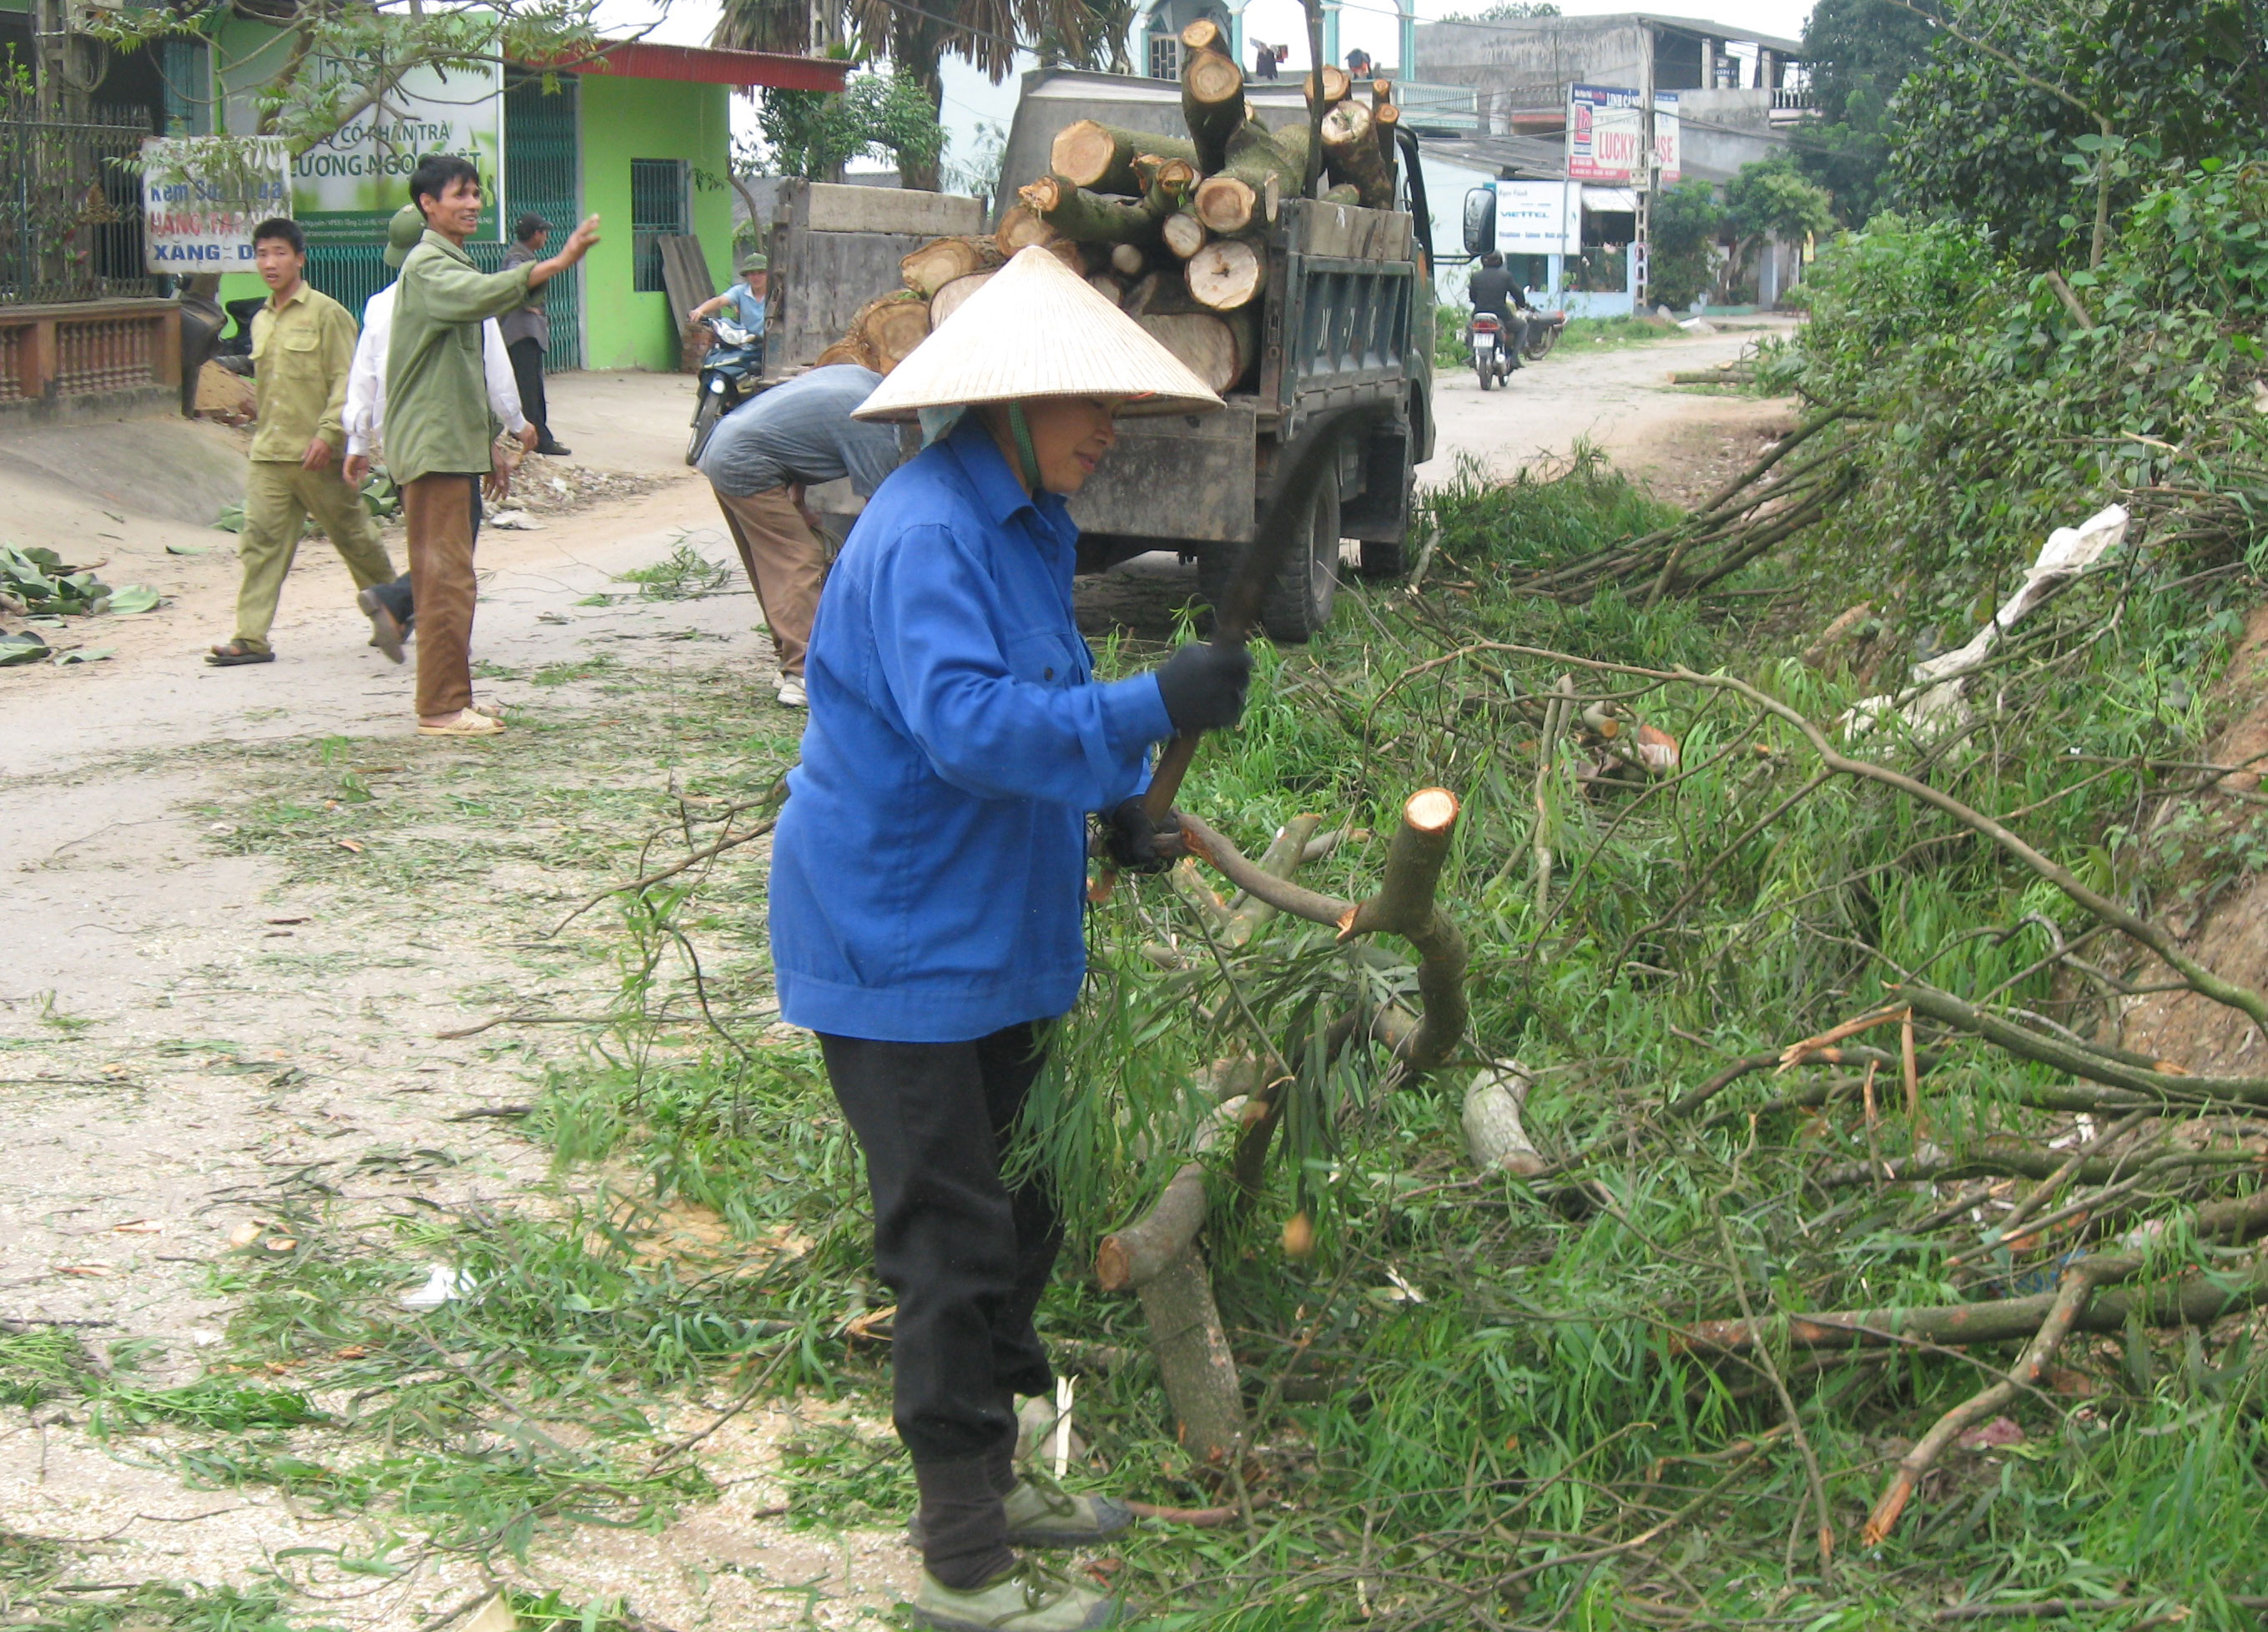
[1003,1475,1131,1549]
[909,1474,1132,1552]
[911,1560,1119,1631]
[357,587,406,664]
[776,675,808,708]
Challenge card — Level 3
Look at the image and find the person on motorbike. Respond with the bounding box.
[1467,251,1530,369]
[693,253,768,364]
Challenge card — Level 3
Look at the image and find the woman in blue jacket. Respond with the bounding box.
[768,247,1252,1631]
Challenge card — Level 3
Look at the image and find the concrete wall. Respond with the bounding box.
[1414,14,1722,133]
[1675,88,1787,182]
[577,74,735,372]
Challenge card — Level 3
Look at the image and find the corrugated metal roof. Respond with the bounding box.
[531,40,851,92]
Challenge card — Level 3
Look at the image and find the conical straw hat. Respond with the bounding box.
[853,245,1225,422]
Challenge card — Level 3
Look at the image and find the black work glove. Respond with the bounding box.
[1100,797,1184,874]
[1152,640,1253,735]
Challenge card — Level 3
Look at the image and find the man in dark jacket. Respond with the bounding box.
[1466,250,1530,368]
[499,213,568,456]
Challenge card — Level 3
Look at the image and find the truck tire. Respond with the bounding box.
[1257,459,1341,642]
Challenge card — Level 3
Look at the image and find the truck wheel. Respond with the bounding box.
[687,391,724,466]
[1257,458,1341,642]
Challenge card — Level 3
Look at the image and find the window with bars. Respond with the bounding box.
[630,159,688,294]
[1147,32,1179,79]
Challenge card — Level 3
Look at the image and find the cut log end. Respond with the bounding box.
[1281,1210,1315,1260]
[1162,210,1209,260]
[1305,65,1351,107]
[1110,241,1147,278]
[928,269,994,329]
[995,205,1059,256]
[1096,1237,1134,1293]
[1183,48,1244,108]
[1194,174,1258,235]
[1406,788,1459,834]
[1051,120,1116,189]
[1179,17,1222,52]
[1185,237,1263,310]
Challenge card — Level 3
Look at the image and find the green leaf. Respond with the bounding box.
[53,646,114,666]
[0,632,48,667]
[165,541,209,556]
[104,585,161,614]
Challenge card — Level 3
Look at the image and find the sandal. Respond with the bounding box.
[206,641,275,667]
[416,710,507,738]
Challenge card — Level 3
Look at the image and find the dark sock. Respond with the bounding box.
[915,1455,1015,1590]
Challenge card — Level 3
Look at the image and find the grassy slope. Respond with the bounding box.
[11,453,2268,1630]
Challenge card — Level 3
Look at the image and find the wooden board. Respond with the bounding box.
[1067,400,1259,545]
[769,229,940,375]
[1282,198,1413,261]
[656,235,716,370]
[800,183,984,236]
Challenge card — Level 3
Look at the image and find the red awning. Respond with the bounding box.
[537,40,849,93]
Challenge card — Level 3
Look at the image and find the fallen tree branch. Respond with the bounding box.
[1862,1264,2098,1546]
[1903,982,2268,1107]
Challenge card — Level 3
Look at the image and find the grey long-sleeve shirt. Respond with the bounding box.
[697,365,901,500]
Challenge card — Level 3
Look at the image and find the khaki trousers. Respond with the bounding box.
[232,460,396,652]
[714,486,827,678]
[403,473,481,718]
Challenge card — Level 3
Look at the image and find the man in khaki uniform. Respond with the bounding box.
[208,217,396,667]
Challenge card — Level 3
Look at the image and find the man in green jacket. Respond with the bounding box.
[388,154,597,737]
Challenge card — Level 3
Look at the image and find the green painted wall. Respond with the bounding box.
[577,73,733,372]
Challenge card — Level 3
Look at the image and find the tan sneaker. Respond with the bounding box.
[1002,1474,1131,1549]
[911,1560,1119,1631]
[907,1475,1131,1551]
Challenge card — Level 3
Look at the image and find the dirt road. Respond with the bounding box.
[0,342,1794,1630]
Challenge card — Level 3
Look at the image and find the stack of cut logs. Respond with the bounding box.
[810,18,1403,396]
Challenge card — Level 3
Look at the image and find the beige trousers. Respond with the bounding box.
[714,486,828,679]
[232,460,396,652]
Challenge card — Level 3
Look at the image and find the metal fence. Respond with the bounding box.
[0,92,159,305]
[306,240,584,372]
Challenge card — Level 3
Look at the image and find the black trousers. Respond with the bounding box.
[507,337,550,443]
[819,1021,1061,1466]
[366,490,479,630]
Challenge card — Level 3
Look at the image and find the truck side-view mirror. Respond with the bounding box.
[1463,188,1495,255]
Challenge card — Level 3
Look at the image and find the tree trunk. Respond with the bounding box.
[1186,236,1264,310]
[1051,120,1202,195]
[1181,48,1246,174]
[1021,175,1170,244]
[1320,99,1394,209]
[927,269,994,329]
[899,235,1002,298]
[1136,1247,1246,1468]
[1138,310,1257,394]
[1463,1062,1544,1176]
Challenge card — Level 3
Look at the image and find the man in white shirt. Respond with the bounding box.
[341,204,530,660]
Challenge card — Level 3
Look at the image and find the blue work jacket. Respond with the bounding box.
[769,417,1175,1042]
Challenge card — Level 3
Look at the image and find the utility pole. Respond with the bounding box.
[1634,22,1654,310]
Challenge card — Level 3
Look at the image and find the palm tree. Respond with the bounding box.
[717,0,1121,188]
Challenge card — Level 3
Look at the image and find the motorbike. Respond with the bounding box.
[685,316,763,466]
[1523,308,1569,361]
[1470,312,1512,390]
